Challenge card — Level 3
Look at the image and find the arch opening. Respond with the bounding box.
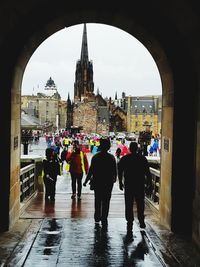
[9,14,174,235]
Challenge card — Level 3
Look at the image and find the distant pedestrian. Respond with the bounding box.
[148,145,154,156]
[43,147,61,201]
[53,141,61,156]
[63,136,70,149]
[60,146,71,175]
[115,147,122,163]
[152,139,159,156]
[47,136,52,148]
[92,144,98,155]
[118,141,152,235]
[67,140,89,201]
[60,146,68,169]
[83,138,117,229]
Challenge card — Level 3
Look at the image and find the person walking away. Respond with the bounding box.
[53,141,61,156]
[83,138,117,230]
[43,147,61,201]
[92,144,98,155]
[60,146,69,174]
[118,141,152,235]
[67,140,89,201]
[115,147,122,163]
[148,145,154,156]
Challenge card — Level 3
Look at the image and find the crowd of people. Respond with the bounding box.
[41,130,154,236]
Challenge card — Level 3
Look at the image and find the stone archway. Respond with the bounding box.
[0,2,197,238]
[10,20,174,233]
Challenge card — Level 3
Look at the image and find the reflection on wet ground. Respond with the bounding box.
[19,218,165,267]
[1,173,200,266]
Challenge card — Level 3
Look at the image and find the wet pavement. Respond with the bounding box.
[0,138,199,266]
[4,218,166,267]
[1,173,200,266]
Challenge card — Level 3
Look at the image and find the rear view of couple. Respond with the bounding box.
[83,139,152,235]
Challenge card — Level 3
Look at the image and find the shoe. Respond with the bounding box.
[71,194,76,199]
[78,196,81,201]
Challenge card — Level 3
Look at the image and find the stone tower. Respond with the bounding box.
[74,23,95,102]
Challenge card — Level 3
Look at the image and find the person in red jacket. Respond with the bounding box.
[67,140,89,200]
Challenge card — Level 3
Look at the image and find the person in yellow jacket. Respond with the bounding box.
[66,140,89,200]
[63,136,70,149]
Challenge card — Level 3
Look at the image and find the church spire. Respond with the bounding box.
[67,92,70,102]
[74,23,94,102]
[80,23,89,66]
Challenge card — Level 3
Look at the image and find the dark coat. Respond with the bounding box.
[43,157,60,181]
[86,151,117,190]
[118,152,152,191]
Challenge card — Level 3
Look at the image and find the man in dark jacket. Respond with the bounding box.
[118,141,152,234]
[83,138,117,229]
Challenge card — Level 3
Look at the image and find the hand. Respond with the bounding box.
[83,182,87,187]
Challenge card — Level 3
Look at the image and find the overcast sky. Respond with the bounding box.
[21,23,162,100]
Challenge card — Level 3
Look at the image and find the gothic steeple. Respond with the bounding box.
[74,23,94,102]
[66,92,73,130]
[67,92,70,102]
[80,23,89,66]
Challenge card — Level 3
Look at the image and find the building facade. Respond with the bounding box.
[109,93,161,136]
[21,77,67,132]
[126,95,161,136]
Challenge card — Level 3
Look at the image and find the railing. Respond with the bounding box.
[20,163,36,202]
[146,167,160,209]
[19,159,160,209]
